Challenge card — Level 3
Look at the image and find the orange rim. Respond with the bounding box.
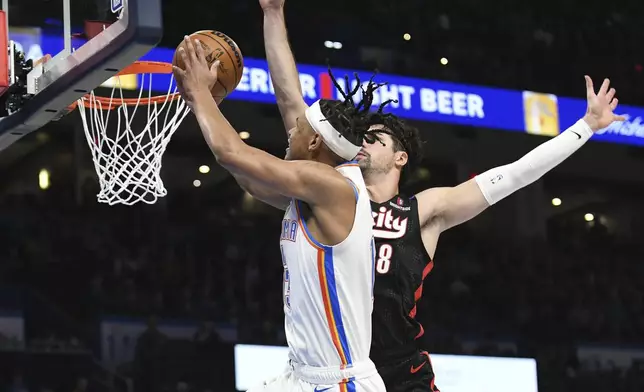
[70,61,181,110]
[114,61,174,76]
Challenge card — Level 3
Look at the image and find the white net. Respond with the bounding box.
[77,71,191,205]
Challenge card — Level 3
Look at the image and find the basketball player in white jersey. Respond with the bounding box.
[258,1,626,391]
[173,37,386,392]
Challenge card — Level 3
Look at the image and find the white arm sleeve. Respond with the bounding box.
[474,118,594,205]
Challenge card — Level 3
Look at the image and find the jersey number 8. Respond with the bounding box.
[376,244,393,274]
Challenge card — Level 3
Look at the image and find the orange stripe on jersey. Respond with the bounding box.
[335,162,359,169]
[295,200,350,367]
[317,248,349,367]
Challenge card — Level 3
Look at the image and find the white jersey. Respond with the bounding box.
[279,162,376,369]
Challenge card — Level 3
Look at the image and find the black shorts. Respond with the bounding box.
[376,350,440,392]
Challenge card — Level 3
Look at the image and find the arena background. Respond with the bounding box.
[1,0,644,391]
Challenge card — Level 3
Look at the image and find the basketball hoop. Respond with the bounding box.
[75,61,190,206]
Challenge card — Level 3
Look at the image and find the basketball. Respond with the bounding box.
[172,30,244,103]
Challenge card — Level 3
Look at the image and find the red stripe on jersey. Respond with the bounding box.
[409,260,435,337]
[421,351,440,391]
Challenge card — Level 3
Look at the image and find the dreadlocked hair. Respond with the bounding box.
[316,66,382,158]
[317,65,423,172]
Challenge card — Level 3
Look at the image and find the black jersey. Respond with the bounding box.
[370,194,434,363]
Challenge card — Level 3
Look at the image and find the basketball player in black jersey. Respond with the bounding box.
[259,1,626,390]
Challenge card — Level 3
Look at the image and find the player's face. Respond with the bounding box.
[285,117,316,161]
[357,126,407,176]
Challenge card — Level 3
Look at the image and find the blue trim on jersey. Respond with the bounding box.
[323,247,354,366]
[296,200,327,249]
[370,238,376,295]
[347,180,359,202]
[335,160,359,167]
[346,380,357,392]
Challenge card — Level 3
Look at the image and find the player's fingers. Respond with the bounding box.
[584,75,595,98]
[184,35,197,64]
[210,60,221,76]
[610,97,619,111]
[172,65,184,75]
[194,39,205,62]
[178,48,190,70]
[190,38,202,62]
[606,87,616,102]
[598,78,610,96]
[614,114,627,122]
[172,65,187,79]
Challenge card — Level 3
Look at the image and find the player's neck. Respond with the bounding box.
[365,172,400,203]
[315,154,341,168]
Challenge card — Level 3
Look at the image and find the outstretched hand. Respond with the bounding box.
[583,75,626,132]
[172,36,220,107]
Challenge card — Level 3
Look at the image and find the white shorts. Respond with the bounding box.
[247,360,386,392]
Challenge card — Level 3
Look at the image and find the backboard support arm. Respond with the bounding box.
[0,0,162,152]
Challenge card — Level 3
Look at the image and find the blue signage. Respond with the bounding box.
[9,30,644,147]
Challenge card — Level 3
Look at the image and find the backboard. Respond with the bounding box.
[0,0,162,151]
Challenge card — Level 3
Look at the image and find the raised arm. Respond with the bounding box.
[416,76,626,232]
[194,95,350,204]
[235,175,290,210]
[260,0,309,132]
[172,37,355,208]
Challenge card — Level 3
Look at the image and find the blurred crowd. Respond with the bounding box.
[0,176,643,391]
[3,186,643,346]
[0,183,286,346]
[155,0,644,106]
[3,0,644,391]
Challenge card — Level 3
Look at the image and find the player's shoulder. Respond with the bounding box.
[288,159,335,171]
[334,161,366,188]
[288,159,350,182]
[334,160,362,178]
[335,160,361,170]
[413,187,454,228]
[289,160,360,208]
[414,187,451,210]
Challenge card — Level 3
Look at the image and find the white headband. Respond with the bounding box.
[304,100,361,161]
